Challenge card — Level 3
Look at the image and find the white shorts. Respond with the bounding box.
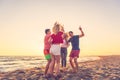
[50,44,60,55]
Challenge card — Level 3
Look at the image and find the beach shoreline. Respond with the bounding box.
[0,55,120,80]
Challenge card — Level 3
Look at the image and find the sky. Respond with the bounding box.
[0,0,120,56]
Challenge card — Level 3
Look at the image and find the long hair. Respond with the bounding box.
[52,22,60,34]
[63,33,69,41]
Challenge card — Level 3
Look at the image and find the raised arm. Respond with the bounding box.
[79,26,85,38]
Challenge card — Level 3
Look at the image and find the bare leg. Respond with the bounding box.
[74,57,78,71]
[55,55,60,75]
[47,54,55,75]
[45,59,51,75]
[69,57,75,71]
[51,58,55,74]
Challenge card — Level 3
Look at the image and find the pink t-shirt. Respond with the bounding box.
[51,31,63,44]
[44,34,51,49]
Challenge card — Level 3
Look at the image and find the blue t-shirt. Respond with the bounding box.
[68,35,80,50]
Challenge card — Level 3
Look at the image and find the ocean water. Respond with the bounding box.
[0,56,100,72]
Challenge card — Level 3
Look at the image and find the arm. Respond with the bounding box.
[48,37,53,44]
[60,26,65,39]
[66,39,70,47]
[79,26,85,38]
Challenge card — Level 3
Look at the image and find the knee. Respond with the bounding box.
[56,59,60,64]
[51,59,55,64]
[56,61,60,65]
[74,58,77,62]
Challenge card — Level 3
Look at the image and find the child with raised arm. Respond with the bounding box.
[68,26,84,72]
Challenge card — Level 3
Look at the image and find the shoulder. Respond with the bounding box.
[74,35,79,38]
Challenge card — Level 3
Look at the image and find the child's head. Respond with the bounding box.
[69,31,73,37]
[45,29,51,34]
[52,22,60,33]
[63,33,69,39]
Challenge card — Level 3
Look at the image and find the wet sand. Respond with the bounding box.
[0,55,120,80]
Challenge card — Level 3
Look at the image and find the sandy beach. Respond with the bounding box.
[0,55,120,80]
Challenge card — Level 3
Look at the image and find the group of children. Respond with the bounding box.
[43,22,84,78]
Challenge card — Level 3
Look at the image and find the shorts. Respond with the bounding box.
[44,49,51,60]
[69,50,80,58]
[50,44,60,55]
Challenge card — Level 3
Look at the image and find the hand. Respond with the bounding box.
[79,26,82,30]
[54,21,59,25]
